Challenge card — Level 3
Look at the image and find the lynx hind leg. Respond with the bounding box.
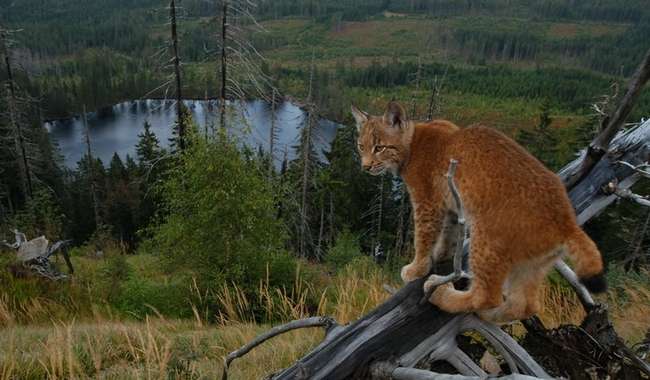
[478,273,538,324]
[478,254,557,324]
[429,242,508,314]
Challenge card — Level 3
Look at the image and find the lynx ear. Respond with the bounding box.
[351,105,369,131]
[383,101,408,129]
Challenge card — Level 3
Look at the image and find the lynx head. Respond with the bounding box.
[351,101,412,176]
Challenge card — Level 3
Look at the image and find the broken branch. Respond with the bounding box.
[420,159,470,305]
[562,48,650,189]
[221,316,338,380]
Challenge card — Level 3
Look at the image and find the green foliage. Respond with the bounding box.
[516,101,561,170]
[148,132,295,291]
[6,189,65,240]
[325,228,362,271]
[115,276,193,319]
[325,124,385,238]
[99,253,132,302]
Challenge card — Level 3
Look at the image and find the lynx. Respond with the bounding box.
[352,101,606,323]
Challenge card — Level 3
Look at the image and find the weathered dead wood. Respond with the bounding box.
[561,47,650,189]
[371,362,546,380]
[565,119,650,225]
[222,317,339,380]
[2,230,73,280]
[169,0,185,151]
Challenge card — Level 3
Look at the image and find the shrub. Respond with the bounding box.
[325,228,362,271]
[99,253,132,302]
[147,132,296,294]
[3,189,65,240]
[115,276,193,319]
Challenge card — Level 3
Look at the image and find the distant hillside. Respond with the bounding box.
[0,0,648,118]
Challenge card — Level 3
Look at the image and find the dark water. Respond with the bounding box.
[45,99,341,168]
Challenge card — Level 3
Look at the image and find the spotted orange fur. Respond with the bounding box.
[352,101,605,323]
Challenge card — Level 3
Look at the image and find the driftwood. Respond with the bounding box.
[223,51,650,379]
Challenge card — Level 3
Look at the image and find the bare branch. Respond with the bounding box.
[421,159,470,305]
[562,48,650,189]
[222,317,338,380]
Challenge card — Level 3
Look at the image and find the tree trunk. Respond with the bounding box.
[410,56,422,119]
[269,89,277,178]
[83,105,103,228]
[317,204,325,260]
[169,0,185,151]
[219,0,228,131]
[329,192,334,246]
[1,28,33,199]
[299,52,316,258]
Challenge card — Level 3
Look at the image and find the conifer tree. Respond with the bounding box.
[136,121,163,166]
[516,101,559,169]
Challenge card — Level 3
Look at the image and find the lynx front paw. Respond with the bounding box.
[400,261,430,283]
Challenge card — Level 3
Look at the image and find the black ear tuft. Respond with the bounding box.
[384,101,407,129]
[580,273,608,294]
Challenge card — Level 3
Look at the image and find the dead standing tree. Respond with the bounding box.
[82,105,103,228]
[215,0,273,131]
[298,51,317,258]
[169,0,185,151]
[223,49,650,379]
[1,26,33,199]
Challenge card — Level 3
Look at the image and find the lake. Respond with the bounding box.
[45,99,341,168]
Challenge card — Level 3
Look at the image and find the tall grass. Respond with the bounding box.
[0,262,647,379]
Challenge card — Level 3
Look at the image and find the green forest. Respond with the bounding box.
[0,0,649,378]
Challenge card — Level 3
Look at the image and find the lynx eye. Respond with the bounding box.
[374,145,386,153]
[357,143,364,151]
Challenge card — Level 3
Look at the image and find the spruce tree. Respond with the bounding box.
[516,101,559,169]
[136,121,163,166]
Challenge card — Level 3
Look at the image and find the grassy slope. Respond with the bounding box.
[0,255,648,379]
